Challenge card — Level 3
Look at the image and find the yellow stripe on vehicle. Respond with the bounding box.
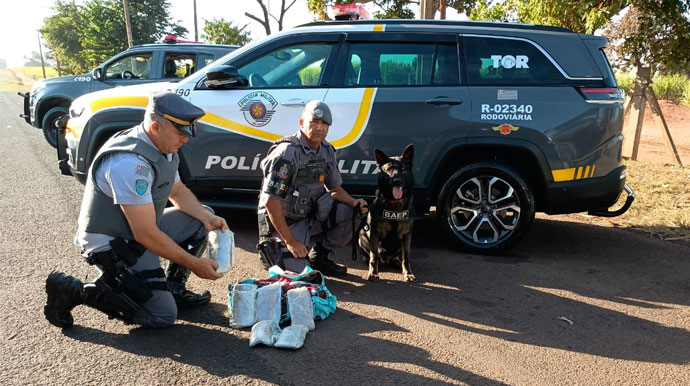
[199,112,282,142]
[197,88,376,148]
[552,168,577,182]
[90,96,148,112]
[330,88,376,148]
[373,24,385,32]
[552,164,597,182]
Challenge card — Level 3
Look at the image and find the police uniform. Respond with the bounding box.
[44,91,211,329]
[257,102,358,274]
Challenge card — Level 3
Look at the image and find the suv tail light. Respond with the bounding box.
[578,87,624,104]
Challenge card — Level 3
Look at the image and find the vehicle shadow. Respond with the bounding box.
[325,214,690,365]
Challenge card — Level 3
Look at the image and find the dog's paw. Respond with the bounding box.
[404,273,416,282]
[366,273,380,282]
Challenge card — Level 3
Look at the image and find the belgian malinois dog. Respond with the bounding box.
[359,144,415,282]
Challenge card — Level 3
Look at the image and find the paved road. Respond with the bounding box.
[1,91,688,385]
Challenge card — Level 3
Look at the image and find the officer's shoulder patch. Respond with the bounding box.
[135,179,149,196]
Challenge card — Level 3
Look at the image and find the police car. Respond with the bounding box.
[19,36,236,148]
[59,20,634,253]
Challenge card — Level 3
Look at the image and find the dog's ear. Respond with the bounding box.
[401,143,414,166]
[374,148,389,168]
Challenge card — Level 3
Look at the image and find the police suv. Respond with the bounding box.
[19,36,236,148]
[59,20,634,253]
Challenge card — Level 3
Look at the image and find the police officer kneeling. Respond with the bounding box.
[257,100,368,276]
[44,91,227,329]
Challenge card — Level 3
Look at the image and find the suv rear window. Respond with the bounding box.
[464,36,564,86]
[344,42,459,87]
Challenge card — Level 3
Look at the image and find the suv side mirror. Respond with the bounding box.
[205,65,242,89]
[92,68,103,81]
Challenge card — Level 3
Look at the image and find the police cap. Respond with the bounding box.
[150,90,205,137]
[302,100,332,126]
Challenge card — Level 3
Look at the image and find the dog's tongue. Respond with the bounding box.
[393,186,403,200]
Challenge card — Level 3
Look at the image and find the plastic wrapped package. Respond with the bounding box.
[249,320,281,347]
[208,229,234,273]
[274,325,310,349]
[255,284,282,326]
[287,287,315,330]
[229,283,257,328]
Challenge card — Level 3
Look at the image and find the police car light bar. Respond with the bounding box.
[162,35,201,44]
[332,4,370,20]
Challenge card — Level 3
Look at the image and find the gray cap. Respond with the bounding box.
[150,90,205,137]
[302,100,332,126]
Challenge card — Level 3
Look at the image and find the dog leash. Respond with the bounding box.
[352,202,369,261]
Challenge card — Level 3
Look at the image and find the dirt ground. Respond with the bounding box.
[634,100,690,165]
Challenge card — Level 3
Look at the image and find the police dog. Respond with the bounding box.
[359,144,415,282]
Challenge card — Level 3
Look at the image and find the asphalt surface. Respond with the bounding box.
[1,91,689,385]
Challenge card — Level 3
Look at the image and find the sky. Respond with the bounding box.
[0,0,462,68]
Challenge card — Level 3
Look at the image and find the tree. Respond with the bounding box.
[23,52,43,67]
[202,19,252,45]
[470,0,628,33]
[41,0,87,74]
[79,0,187,67]
[604,2,690,74]
[245,0,297,36]
[41,0,187,74]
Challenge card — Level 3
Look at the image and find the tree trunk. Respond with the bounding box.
[621,65,682,165]
[122,0,134,48]
[420,0,435,19]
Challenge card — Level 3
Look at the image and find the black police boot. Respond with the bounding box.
[165,236,212,309]
[44,271,84,328]
[308,243,347,276]
[165,262,211,309]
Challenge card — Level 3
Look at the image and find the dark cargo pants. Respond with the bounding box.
[129,206,212,328]
[266,203,358,272]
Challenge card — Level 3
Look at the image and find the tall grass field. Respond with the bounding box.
[616,71,690,106]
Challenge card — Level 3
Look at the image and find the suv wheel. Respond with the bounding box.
[42,107,69,149]
[437,162,535,254]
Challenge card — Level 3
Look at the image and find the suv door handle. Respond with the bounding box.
[424,97,463,106]
[280,99,308,106]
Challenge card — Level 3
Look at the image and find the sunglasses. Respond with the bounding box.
[161,113,197,137]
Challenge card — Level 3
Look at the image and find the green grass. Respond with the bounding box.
[16,66,60,80]
[616,71,690,106]
[0,66,60,92]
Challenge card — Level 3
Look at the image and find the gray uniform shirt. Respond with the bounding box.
[74,125,180,253]
[259,131,341,208]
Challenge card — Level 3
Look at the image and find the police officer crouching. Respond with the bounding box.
[44,91,227,329]
[257,100,368,275]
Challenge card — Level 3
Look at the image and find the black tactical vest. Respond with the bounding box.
[268,136,334,220]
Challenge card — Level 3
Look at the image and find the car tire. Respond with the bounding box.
[42,107,69,149]
[437,162,535,254]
